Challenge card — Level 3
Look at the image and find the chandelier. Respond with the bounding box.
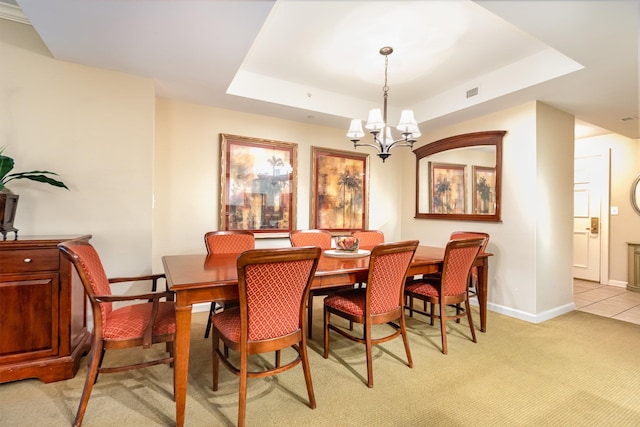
[347,46,421,162]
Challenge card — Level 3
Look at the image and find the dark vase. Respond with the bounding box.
[0,188,19,240]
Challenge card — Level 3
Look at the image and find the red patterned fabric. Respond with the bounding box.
[206,233,255,254]
[450,232,488,286]
[67,243,114,321]
[211,307,241,341]
[369,251,414,314]
[290,230,332,250]
[406,243,479,298]
[351,230,384,247]
[325,249,414,316]
[213,257,317,342]
[441,245,480,295]
[245,260,315,340]
[104,303,176,339]
[324,289,366,316]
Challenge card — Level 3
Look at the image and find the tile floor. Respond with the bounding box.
[573,279,640,325]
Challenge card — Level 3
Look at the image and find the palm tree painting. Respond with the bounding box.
[431,163,465,214]
[221,135,297,233]
[312,148,368,230]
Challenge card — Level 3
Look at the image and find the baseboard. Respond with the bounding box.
[607,279,627,288]
[485,301,576,324]
[192,302,210,313]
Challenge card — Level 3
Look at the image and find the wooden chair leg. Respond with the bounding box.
[307,292,314,339]
[299,343,316,408]
[399,313,413,368]
[439,301,448,355]
[238,353,248,427]
[73,343,102,427]
[212,332,219,391]
[430,302,435,326]
[465,299,477,343]
[364,321,373,388]
[323,308,330,359]
[204,302,215,338]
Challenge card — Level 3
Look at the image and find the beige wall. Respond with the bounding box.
[400,101,575,321]
[151,98,406,271]
[1,19,155,279]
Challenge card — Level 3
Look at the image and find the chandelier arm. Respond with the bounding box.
[353,141,384,151]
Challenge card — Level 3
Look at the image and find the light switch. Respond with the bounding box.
[611,206,619,215]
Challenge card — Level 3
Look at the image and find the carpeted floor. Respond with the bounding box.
[2,304,640,426]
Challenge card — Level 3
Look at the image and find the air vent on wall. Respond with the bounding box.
[466,87,478,98]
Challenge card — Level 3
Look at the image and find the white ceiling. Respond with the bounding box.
[4,0,639,140]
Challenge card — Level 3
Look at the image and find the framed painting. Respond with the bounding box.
[311,147,369,233]
[220,134,297,237]
[473,166,496,214]
[430,162,466,214]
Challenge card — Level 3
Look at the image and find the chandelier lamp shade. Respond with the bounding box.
[347,46,421,162]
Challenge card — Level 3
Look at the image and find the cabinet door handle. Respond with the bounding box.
[23,258,32,263]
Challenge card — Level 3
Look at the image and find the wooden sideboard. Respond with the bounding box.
[0,235,92,383]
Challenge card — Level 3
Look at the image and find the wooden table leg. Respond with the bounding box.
[476,259,488,332]
[174,303,193,427]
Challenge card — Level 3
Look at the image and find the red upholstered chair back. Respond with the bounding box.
[366,240,419,315]
[205,231,255,255]
[440,238,485,297]
[449,231,489,285]
[450,231,489,253]
[351,230,385,248]
[237,247,321,341]
[58,239,114,321]
[290,229,332,250]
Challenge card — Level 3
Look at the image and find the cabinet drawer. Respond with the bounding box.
[0,249,59,274]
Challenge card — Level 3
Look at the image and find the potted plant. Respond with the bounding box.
[0,147,69,240]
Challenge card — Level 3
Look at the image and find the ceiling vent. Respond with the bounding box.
[466,87,478,98]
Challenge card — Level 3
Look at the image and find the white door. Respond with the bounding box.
[573,155,604,281]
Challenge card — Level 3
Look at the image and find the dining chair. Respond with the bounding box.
[404,237,484,354]
[450,231,490,298]
[203,230,255,338]
[323,240,419,388]
[350,229,385,248]
[58,239,175,427]
[211,246,321,427]
[289,229,336,339]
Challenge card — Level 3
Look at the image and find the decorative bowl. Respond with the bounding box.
[335,236,359,252]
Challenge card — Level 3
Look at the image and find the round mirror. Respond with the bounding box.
[631,174,640,215]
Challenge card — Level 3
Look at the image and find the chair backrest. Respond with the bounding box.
[351,230,385,248]
[236,247,321,341]
[58,239,113,321]
[204,231,255,255]
[366,240,419,315]
[450,231,489,253]
[289,229,332,250]
[440,238,485,297]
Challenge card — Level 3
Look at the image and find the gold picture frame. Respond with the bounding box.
[430,162,466,214]
[220,134,297,237]
[310,147,369,233]
[473,166,496,214]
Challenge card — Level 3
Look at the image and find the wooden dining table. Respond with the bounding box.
[162,245,490,427]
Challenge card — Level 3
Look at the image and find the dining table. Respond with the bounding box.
[162,245,491,427]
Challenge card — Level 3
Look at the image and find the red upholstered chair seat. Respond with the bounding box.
[103,303,176,340]
[403,281,439,299]
[324,290,366,317]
